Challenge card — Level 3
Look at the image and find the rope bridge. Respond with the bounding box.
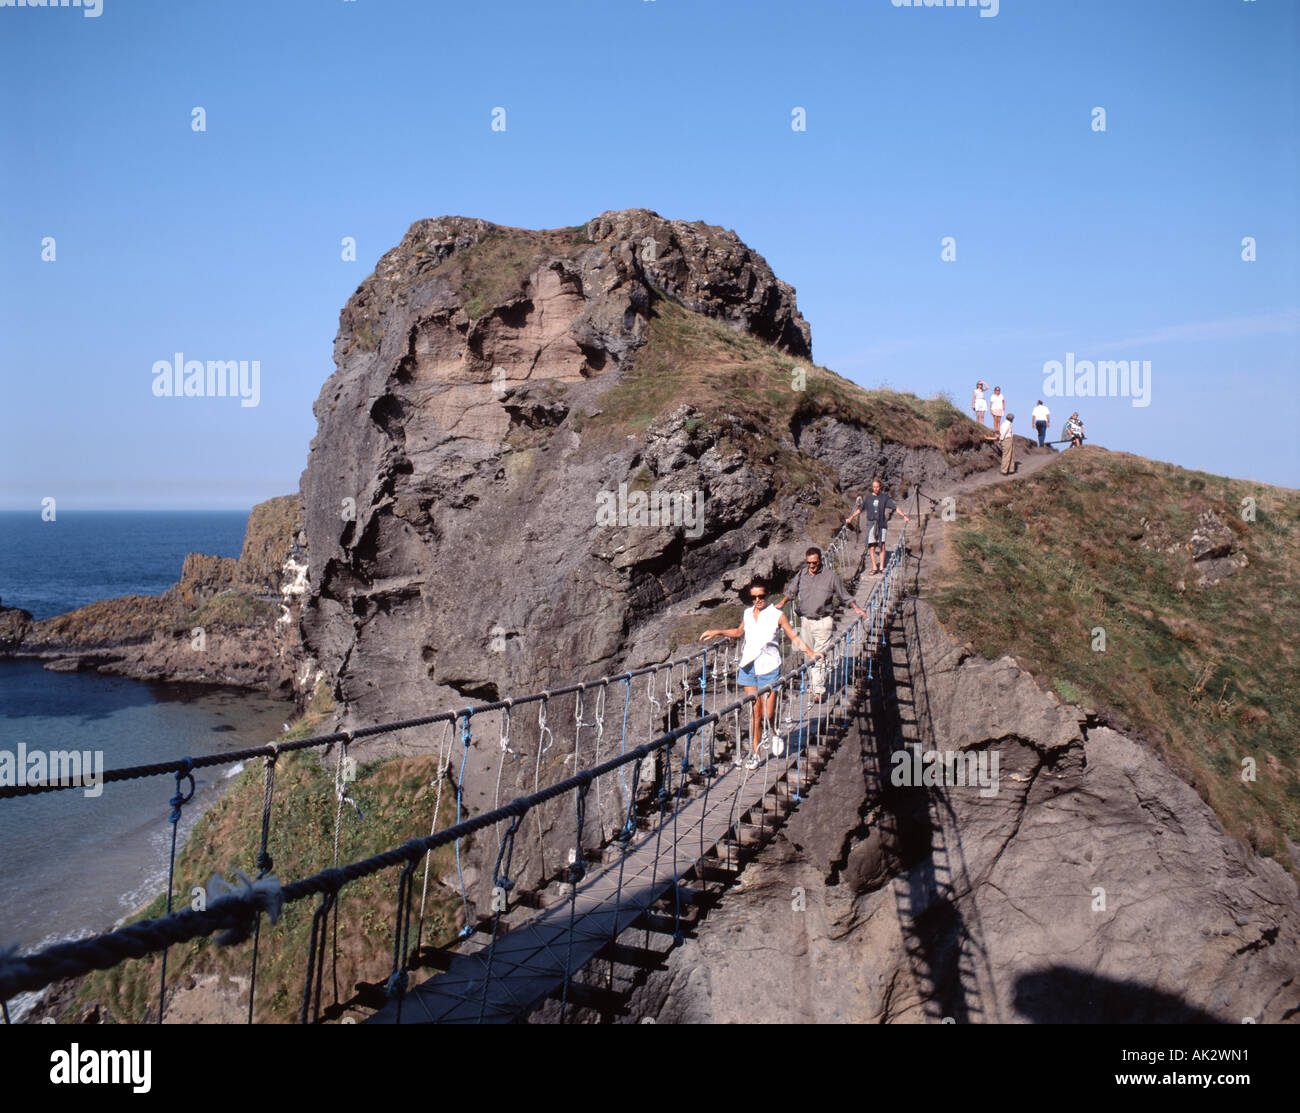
[0,530,906,1025]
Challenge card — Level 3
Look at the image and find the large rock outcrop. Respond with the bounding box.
[296,211,818,729]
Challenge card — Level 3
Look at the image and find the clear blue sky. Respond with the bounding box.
[1,0,1296,509]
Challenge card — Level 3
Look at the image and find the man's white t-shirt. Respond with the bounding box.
[998,419,1015,442]
[1031,404,1050,423]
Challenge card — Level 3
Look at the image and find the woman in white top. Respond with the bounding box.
[989,386,1005,431]
[972,381,988,425]
[701,581,822,770]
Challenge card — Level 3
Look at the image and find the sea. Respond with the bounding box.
[0,511,294,1020]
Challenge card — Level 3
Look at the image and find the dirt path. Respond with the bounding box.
[903,441,1064,596]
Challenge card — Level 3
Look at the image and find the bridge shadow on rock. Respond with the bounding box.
[1013,967,1226,1024]
[860,557,998,1023]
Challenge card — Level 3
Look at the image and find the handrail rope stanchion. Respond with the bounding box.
[453,711,475,940]
[699,648,710,773]
[670,730,693,945]
[157,757,195,1024]
[591,682,608,839]
[838,636,848,731]
[489,702,513,870]
[698,719,719,868]
[612,739,643,946]
[722,696,749,874]
[790,660,800,800]
[646,672,662,747]
[416,719,456,954]
[247,742,279,1024]
[559,776,591,1023]
[642,733,675,953]
[662,664,674,733]
[618,678,632,811]
[386,856,418,1024]
[573,685,586,780]
[534,694,554,886]
[478,805,525,1022]
[300,872,341,1024]
[329,729,355,1008]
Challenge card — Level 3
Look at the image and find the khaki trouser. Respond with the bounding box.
[800,615,835,696]
[1000,434,1015,475]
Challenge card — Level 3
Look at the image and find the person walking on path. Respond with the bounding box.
[1065,412,1086,448]
[775,547,866,704]
[985,411,1017,474]
[990,386,1006,432]
[1031,400,1051,447]
[972,381,988,426]
[700,581,823,770]
[845,479,911,576]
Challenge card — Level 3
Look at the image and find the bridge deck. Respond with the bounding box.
[369,710,833,1023]
[370,546,898,1024]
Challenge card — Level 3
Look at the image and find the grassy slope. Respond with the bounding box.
[584,296,976,458]
[74,684,463,1023]
[931,448,1300,873]
[583,298,984,540]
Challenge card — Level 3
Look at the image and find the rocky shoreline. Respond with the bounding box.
[0,495,305,697]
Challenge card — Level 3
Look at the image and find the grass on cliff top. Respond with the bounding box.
[428,225,581,321]
[31,595,174,641]
[176,591,278,633]
[73,682,463,1024]
[577,297,983,545]
[582,296,980,465]
[929,448,1300,874]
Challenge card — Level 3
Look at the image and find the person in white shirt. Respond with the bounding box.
[990,386,1006,432]
[984,412,1016,475]
[700,581,823,770]
[972,381,988,425]
[1031,400,1051,447]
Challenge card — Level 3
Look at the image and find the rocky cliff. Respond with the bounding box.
[618,600,1300,1023]
[296,209,989,732]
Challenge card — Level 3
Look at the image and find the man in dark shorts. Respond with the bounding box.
[845,479,910,575]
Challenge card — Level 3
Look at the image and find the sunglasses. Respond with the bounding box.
[751,593,767,600]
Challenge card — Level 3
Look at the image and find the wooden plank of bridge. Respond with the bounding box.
[368,551,903,1024]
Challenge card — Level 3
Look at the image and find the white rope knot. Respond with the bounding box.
[205,870,285,943]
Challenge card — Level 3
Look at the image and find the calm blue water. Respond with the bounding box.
[0,663,290,951]
[0,511,293,1017]
[0,510,249,620]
